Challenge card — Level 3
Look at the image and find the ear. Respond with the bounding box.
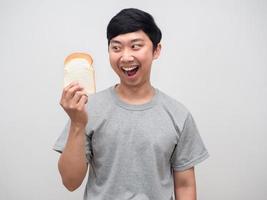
[153,43,161,60]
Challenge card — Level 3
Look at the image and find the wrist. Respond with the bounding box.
[70,122,86,131]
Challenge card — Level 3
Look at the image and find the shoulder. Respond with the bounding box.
[86,87,114,115]
[89,87,111,102]
[156,89,192,132]
[157,89,190,116]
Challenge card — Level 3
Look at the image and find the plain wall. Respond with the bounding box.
[0,0,266,199]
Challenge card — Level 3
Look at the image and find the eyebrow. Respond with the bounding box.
[131,38,145,43]
[110,40,121,45]
[110,38,145,44]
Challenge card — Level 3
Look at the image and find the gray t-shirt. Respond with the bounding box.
[53,86,209,200]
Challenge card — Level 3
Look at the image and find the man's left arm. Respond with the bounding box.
[173,167,196,200]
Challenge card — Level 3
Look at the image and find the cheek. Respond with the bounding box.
[109,53,118,66]
[136,50,153,64]
[109,54,121,74]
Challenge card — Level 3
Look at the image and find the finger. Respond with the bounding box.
[67,81,79,88]
[63,81,79,93]
[65,85,84,99]
[77,95,88,109]
[62,81,79,99]
[72,90,87,103]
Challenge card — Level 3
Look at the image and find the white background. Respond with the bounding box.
[0,0,266,199]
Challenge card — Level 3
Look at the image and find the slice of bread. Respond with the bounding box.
[64,52,96,95]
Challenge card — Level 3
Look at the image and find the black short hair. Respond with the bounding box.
[107,8,162,50]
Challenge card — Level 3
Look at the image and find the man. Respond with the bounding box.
[53,8,209,200]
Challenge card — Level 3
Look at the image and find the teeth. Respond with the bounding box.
[121,65,138,71]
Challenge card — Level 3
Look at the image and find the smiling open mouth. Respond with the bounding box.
[121,65,139,77]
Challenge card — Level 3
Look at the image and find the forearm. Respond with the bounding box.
[175,185,196,200]
[58,123,88,191]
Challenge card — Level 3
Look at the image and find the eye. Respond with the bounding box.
[132,44,142,50]
[110,45,121,52]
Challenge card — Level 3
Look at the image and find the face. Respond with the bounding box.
[108,30,161,88]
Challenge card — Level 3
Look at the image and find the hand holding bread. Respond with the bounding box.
[60,82,88,127]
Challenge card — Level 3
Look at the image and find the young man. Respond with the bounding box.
[54,8,209,200]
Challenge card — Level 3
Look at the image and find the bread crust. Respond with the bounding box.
[64,52,93,65]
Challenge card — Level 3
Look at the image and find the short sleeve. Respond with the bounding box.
[52,120,70,153]
[171,113,209,171]
[52,120,93,164]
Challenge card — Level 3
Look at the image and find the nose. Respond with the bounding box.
[120,50,134,63]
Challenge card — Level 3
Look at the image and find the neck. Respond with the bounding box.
[115,82,155,105]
